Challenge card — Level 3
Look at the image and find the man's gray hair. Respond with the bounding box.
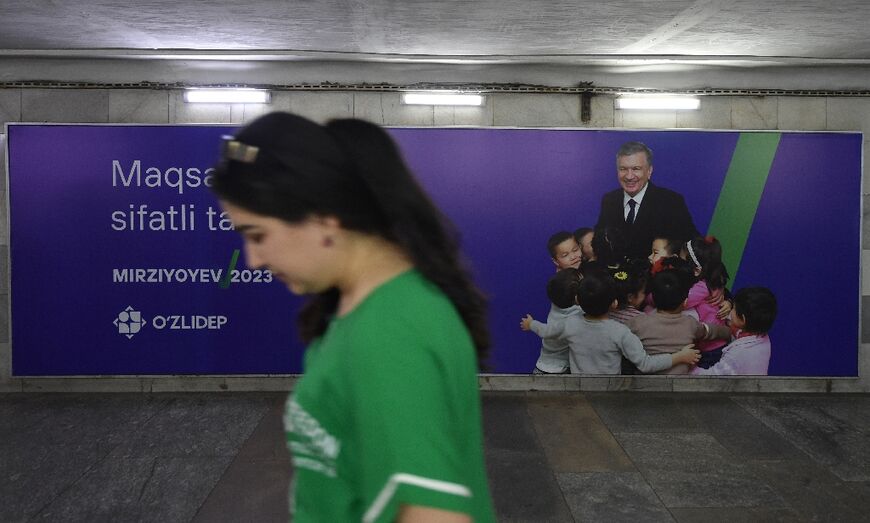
[616,141,653,165]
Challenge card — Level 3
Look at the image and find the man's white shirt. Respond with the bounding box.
[623,182,650,221]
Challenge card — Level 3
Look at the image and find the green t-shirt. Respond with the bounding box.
[284,270,495,523]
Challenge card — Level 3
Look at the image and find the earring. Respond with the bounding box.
[322,236,334,247]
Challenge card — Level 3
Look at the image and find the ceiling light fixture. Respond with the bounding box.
[615,95,700,110]
[184,89,271,104]
[402,92,484,106]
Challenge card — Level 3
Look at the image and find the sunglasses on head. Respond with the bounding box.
[220,135,260,164]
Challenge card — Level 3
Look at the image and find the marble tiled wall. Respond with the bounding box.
[0,89,868,391]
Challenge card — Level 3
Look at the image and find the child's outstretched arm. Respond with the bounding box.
[699,322,731,340]
[521,315,566,339]
[705,287,725,306]
[716,299,733,320]
[619,331,687,373]
[520,314,534,331]
[672,344,701,366]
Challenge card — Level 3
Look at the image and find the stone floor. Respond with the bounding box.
[2,392,870,522]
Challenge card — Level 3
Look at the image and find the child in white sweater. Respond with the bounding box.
[691,287,777,375]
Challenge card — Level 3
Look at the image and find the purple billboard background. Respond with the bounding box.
[9,125,304,375]
[7,125,860,376]
[735,134,861,376]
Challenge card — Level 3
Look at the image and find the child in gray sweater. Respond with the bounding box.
[528,268,583,373]
[522,270,699,374]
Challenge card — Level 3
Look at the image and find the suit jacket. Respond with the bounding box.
[595,182,700,261]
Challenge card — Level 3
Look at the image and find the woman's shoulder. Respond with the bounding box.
[347,270,472,354]
[361,270,458,321]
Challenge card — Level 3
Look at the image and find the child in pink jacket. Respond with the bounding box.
[681,236,730,367]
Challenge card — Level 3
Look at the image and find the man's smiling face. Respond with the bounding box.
[617,152,652,197]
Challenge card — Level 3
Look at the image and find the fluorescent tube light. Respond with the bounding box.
[402,92,484,106]
[615,96,700,110]
[184,89,271,104]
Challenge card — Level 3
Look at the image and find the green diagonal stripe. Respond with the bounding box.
[219,249,241,289]
[707,132,781,288]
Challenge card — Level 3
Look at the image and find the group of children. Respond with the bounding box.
[520,228,778,375]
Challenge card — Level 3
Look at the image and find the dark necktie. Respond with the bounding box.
[626,199,637,224]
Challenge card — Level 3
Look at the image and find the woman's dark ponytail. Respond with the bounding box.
[322,119,490,367]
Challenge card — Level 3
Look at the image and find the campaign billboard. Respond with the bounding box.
[5,124,861,376]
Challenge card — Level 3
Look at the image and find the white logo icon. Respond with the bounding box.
[114,306,147,339]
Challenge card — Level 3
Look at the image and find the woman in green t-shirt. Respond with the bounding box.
[211,112,496,523]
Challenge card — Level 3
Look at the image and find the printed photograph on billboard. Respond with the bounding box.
[5,124,861,376]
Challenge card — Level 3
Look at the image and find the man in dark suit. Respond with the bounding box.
[595,141,699,261]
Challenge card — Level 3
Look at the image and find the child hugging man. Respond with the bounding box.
[691,287,777,376]
[522,271,699,374]
[627,263,731,374]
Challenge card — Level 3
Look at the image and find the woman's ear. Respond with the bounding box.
[311,216,342,247]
